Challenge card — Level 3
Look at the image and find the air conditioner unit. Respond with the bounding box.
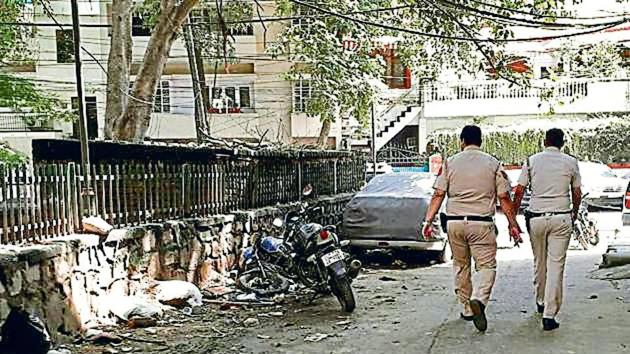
[212,99,224,109]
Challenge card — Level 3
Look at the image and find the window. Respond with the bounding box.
[154,81,170,113]
[292,5,315,26]
[293,79,311,113]
[56,30,74,63]
[210,85,253,113]
[540,66,550,79]
[71,96,98,139]
[405,137,417,149]
[384,56,411,89]
[228,25,254,36]
[128,80,171,113]
[132,11,152,37]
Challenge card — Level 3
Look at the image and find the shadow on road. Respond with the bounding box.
[353,249,437,270]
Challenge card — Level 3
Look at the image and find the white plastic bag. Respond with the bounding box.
[107,296,163,321]
[155,281,203,307]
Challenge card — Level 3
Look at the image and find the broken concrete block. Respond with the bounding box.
[82,216,113,236]
[592,264,630,280]
[601,243,630,268]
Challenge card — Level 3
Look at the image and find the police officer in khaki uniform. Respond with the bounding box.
[423,125,522,332]
[513,128,582,331]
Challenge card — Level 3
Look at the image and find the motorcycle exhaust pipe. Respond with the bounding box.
[348,259,362,279]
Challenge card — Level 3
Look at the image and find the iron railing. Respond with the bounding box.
[0,113,54,132]
[0,151,366,244]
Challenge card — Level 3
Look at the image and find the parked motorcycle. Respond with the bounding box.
[238,185,361,312]
[573,193,600,250]
[237,233,292,296]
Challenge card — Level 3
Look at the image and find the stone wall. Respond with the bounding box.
[0,194,352,342]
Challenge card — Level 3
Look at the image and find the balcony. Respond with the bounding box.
[421,78,630,118]
[0,113,54,132]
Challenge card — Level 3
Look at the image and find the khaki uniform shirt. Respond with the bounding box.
[433,146,510,217]
[517,147,581,213]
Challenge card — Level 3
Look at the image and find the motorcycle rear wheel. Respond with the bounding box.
[331,277,356,313]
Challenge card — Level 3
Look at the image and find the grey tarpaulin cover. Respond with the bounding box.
[343,173,435,242]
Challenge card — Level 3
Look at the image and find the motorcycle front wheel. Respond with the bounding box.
[330,277,356,313]
[237,268,290,296]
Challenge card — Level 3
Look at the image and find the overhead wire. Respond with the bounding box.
[8,0,630,136]
[435,0,626,29]
[288,0,628,43]
[466,0,630,21]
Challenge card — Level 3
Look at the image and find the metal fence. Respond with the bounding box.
[0,113,54,132]
[0,152,365,244]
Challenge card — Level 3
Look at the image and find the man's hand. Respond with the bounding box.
[422,221,433,240]
[509,223,523,247]
[423,189,446,240]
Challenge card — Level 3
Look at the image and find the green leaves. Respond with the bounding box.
[271,1,389,127]
[0,0,74,125]
[430,118,630,164]
[0,74,75,122]
[191,0,254,64]
[0,0,36,63]
[0,144,28,167]
[555,41,625,79]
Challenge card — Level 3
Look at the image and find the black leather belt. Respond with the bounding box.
[526,211,572,218]
[447,215,493,222]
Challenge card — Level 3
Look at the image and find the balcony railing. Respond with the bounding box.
[422,79,590,103]
[0,113,54,132]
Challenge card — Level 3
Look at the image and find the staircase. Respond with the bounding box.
[347,104,422,152]
[374,105,422,151]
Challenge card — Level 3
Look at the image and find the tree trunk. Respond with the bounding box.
[104,0,132,139]
[317,119,332,148]
[112,0,200,141]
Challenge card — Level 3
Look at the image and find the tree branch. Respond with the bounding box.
[422,0,525,87]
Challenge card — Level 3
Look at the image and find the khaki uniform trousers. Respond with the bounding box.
[529,214,572,319]
[447,221,497,315]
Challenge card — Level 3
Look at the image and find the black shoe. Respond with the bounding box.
[542,318,560,331]
[536,302,544,314]
[460,313,474,321]
[469,299,488,332]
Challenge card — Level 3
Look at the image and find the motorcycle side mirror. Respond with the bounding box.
[272,218,284,228]
[302,184,313,197]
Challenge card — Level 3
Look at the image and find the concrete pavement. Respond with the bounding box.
[234,212,630,354]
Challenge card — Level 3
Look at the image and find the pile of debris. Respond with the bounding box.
[6,268,312,354]
[592,241,630,281]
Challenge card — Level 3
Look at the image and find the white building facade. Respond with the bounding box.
[2,1,345,155]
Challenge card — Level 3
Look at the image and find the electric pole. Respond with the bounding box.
[371,102,377,175]
[183,16,207,143]
[70,0,93,215]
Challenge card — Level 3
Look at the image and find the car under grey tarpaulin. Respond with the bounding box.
[342,173,446,253]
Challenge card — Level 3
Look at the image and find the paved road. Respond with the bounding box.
[234,212,630,354]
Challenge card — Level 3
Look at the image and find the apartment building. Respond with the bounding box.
[1,1,356,155]
[364,20,630,162]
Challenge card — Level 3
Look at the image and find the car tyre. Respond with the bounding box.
[435,242,451,264]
